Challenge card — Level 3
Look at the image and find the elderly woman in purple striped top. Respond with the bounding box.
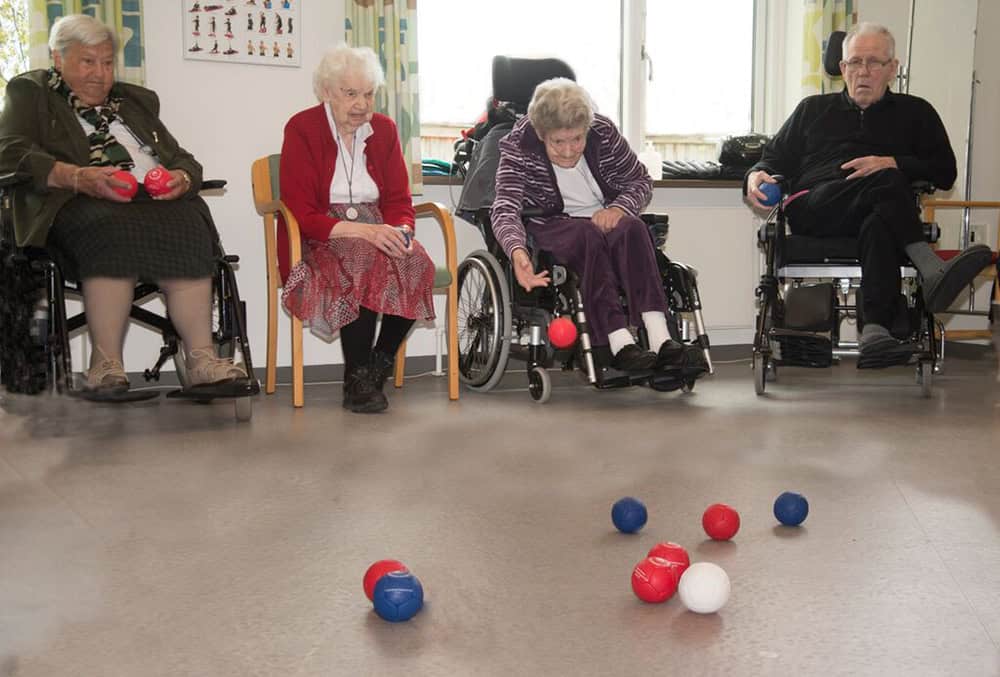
[491,78,684,373]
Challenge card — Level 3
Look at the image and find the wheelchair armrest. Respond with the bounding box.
[912,180,935,195]
[640,213,668,226]
[201,179,227,191]
[0,172,32,191]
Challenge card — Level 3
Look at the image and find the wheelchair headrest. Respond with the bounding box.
[823,30,847,78]
[492,56,576,105]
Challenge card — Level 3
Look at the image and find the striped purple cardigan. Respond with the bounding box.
[490,113,652,258]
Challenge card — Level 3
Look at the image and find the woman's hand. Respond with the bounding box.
[151,169,193,201]
[366,223,411,258]
[74,166,132,203]
[511,248,550,291]
[592,206,626,232]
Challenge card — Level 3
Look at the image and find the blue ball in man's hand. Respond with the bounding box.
[759,182,782,207]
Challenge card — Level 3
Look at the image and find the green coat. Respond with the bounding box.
[0,69,204,247]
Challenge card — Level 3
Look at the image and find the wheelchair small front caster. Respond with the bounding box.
[753,352,768,395]
[234,395,252,421]
[680,379,696,393]
[916,360,933,398]
[528,366,551,404]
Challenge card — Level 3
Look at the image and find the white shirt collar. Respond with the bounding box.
[324,103,374,149]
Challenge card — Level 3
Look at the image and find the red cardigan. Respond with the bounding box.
[277,105,415,281]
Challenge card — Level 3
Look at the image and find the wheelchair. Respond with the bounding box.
[751,176,942,398]
[0,171,260,421]
[452,55,712,403]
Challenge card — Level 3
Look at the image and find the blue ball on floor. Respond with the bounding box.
[773,491,809,526]
[759,182,782,207]
[372,571,424,622]
[612,497,648,533]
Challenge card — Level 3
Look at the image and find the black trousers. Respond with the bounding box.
[785,169,924,327]
[339,307,414,374]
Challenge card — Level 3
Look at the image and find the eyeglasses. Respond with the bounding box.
[841,58,893,73]
[338,87,375,103]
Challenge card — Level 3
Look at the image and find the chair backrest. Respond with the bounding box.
[251,153,281,204]
[823,30,847,78]
[491,56,575,107]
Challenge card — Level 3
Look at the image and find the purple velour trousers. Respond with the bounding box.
[525,215,667,347]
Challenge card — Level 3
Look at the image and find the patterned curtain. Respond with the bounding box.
[345,0,421,194]
[801,0,857,96]
[28,0,144,85]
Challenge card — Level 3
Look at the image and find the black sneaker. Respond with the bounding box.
[610,344,657,372]
[342,366,388,413]
[921,244,992,313]
[654,340,685,370]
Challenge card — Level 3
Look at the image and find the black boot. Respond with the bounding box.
[342,365,388,413]
[369,350,395,393]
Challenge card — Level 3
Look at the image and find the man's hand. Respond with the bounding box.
[745,170,778,211]
[592,206,626,233]
[511,248,550,292]
[841,155,897,180]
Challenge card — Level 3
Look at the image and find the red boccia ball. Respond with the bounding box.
[631,556,679,603]
[111,170,138,199]
[363,559,408,602]
[647,541,690,577]
[702,503,741,541]
[143,166,172,196]
[547,316,578,349]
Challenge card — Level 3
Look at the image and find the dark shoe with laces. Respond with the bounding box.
[610,343,657,372]
[342,365,388,413]
[654,339,685,370]
[369,350,395,393]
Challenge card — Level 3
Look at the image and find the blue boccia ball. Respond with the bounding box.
[759,181,782,207]
[611,497,648,533]
[773,491,809,526]
[372,570,424,622]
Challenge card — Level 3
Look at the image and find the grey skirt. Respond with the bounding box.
[45,192,217,283]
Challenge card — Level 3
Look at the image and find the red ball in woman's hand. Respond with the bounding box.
[144,166,172,196]
[111,170,138,199]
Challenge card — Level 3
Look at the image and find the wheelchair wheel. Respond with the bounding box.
[916,360,933,398]
[680,379,696,393]
[456,251,511,392]
[528,366,551,403]
[0,255,50,395]
[753,352,768,395]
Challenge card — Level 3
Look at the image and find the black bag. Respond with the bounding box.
[718,134,769,168]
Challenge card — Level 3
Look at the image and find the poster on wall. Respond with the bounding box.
[182,1,300,67]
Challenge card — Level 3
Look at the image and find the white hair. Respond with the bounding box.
[527,78,596,138]
[843,21,895,60]
[48,14,119,57]
[312,43,385,102]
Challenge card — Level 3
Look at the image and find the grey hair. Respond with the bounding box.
[312,43,385,102]
[843,21,895,60]
[48,14,119,57]
[527,78,595,138]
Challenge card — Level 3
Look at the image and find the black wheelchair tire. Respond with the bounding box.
[456,251,511,391]
[0,254,50,395]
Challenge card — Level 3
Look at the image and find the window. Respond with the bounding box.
[0,0,30,106]
[417,0,755,165]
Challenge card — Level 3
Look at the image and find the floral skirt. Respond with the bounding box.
[281,202,436,340]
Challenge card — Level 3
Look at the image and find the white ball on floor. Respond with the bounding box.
[678,562,730,613]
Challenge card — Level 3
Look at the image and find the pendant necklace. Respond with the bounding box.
[339,131,359,220]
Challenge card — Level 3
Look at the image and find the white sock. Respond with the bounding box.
[642,311,670,352]
[608,328,635,355]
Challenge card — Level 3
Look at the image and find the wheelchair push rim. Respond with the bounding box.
[456,252,511,391]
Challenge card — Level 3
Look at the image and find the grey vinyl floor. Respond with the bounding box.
[2,341,999,677]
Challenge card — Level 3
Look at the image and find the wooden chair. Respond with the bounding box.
[251,154,459,407]
[922,199,1000,340]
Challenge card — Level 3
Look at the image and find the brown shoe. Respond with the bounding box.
[84,349,129,393]
[186,348,248,386]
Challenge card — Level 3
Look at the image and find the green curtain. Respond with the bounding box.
[29,0,144,85]
[801,0,857,96]
[345,0,421,195]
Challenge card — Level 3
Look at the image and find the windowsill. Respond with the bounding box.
[422,176,743,189]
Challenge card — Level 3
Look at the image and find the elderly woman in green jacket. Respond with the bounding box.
[0,14,244,394]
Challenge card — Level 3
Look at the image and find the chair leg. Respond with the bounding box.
[394,340,406,388]
[292,315,304,407]
[447,281,459,400]
[266,277,278,395]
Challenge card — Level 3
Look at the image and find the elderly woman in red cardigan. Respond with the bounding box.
[491,78,689,374]
[279,44,435,414]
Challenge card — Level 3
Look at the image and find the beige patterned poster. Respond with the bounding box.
[182,0,300,67]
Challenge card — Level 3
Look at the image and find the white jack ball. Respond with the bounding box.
[678,562,730,613]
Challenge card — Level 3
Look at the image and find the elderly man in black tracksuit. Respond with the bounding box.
[745,21,991,362]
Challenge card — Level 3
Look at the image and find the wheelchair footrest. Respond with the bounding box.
[856,342,920,370]
[166,380,260,400]
[71,388,161,403]
[774,333,834,368]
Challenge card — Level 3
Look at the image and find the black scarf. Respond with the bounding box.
[48,67,135,170]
